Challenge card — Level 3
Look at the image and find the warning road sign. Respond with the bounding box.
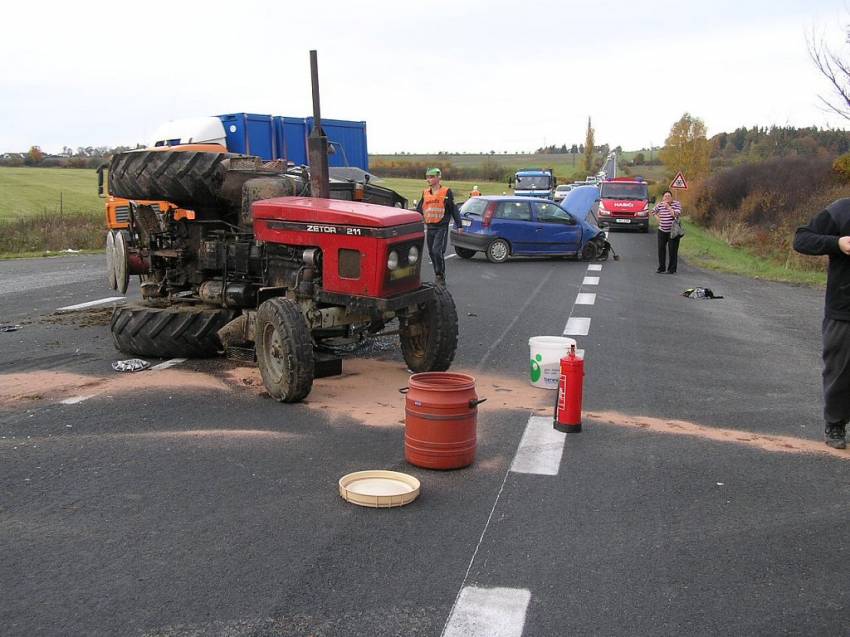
[670,172,688,190]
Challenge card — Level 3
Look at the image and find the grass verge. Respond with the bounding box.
[677,218,826,287]
[0,212,104,257]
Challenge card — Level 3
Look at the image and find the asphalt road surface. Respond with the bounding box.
[0,234,847,637]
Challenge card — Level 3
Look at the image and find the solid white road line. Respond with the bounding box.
[446,254,457,259]
[587,263,603,271]
[60,395,95,405]
[564,317,591,336]
[582,276,600,285]
[151,358,187,371]
[443,587,532,637]
[510,415,567,476]
[56,297,125,312]
[575,292,596,305]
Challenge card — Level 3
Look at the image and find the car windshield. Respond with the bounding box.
[515,176,550,190]
[461,198,489,216]
[555,185,571,191]
[600,182,648,200]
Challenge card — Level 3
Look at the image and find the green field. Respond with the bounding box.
[372,152,586,172]
[371,153,669,186]
[377,177,511,205]
[0,167,102,220]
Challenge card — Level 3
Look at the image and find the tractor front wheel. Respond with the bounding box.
[399,285,458,372]
[255,298,314,403]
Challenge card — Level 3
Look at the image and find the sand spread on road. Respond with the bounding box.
[0,368,229,408]
[586,410,848,461]
[223,358,553,429]
[3,360,845,460]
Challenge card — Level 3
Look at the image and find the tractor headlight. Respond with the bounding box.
[387,250,399,270]
[408,245,419,265]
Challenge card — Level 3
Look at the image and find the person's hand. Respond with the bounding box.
[839,236,850,255]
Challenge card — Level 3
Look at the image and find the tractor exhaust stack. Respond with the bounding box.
[308,50,330,199]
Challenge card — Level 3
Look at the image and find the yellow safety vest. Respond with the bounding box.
[422,187,449,224]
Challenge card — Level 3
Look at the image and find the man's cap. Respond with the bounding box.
[473,185,479,189]
[425,168,441,177]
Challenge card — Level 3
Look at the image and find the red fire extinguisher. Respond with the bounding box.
[554,344,583,433]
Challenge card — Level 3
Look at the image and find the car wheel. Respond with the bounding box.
[486,239,510,263]
[581,241,600,261]
[454,247,476,259]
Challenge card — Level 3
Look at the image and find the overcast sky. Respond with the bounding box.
[1,0,847,155]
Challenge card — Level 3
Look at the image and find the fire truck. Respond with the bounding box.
[597,176,651,232]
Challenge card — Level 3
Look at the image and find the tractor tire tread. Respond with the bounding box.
[108,150,232,209]
[400,284,458,372]
[111,303,237,359]
[255,298,314,403]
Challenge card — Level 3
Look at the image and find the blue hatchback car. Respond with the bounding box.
[450,186,611,263]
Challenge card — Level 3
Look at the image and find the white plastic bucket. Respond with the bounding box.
[529,336,576,389]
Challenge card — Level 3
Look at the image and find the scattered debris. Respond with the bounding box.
[0,324,21,333]
[682,287,724,299]
[467,312,478,317]
[112,359,151,373]
[42,307,114,327]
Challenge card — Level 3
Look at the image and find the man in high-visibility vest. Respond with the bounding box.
[469,185,482,198]
[415,167,461,285]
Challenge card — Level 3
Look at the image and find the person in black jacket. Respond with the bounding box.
[793,198,850,449]
[415,168,462,286]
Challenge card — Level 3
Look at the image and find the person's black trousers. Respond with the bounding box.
[657,229,681,272]
[426,223,449,277]
[822,317,850,425]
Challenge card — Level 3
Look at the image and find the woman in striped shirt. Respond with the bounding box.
[652,190,682,273]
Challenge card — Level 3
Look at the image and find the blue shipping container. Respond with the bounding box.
[216,113,368,171]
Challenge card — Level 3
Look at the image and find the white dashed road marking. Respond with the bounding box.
[587,263,603,271]
[151,358,187,371]
[443,587,532,637]
[575,292,596,305]
[582,276,599,286]
[510,415,567,476]
[56,297,125,312]
[564,317,591,336]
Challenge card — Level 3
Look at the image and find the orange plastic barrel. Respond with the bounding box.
[403,372,484,470]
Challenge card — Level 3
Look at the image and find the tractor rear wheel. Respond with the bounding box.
[111,303,238,358]
[108,150,232,210]
[399,284,458,373]
[255,298,314,403]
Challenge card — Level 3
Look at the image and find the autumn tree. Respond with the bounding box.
[659,113,711,181]
[24,146,44,166]
[809,23,850,120]
[584,117,594,172]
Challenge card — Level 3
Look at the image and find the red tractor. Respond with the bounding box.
[105,149,458,402]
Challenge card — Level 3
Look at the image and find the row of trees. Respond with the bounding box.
[0,145,141,169]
